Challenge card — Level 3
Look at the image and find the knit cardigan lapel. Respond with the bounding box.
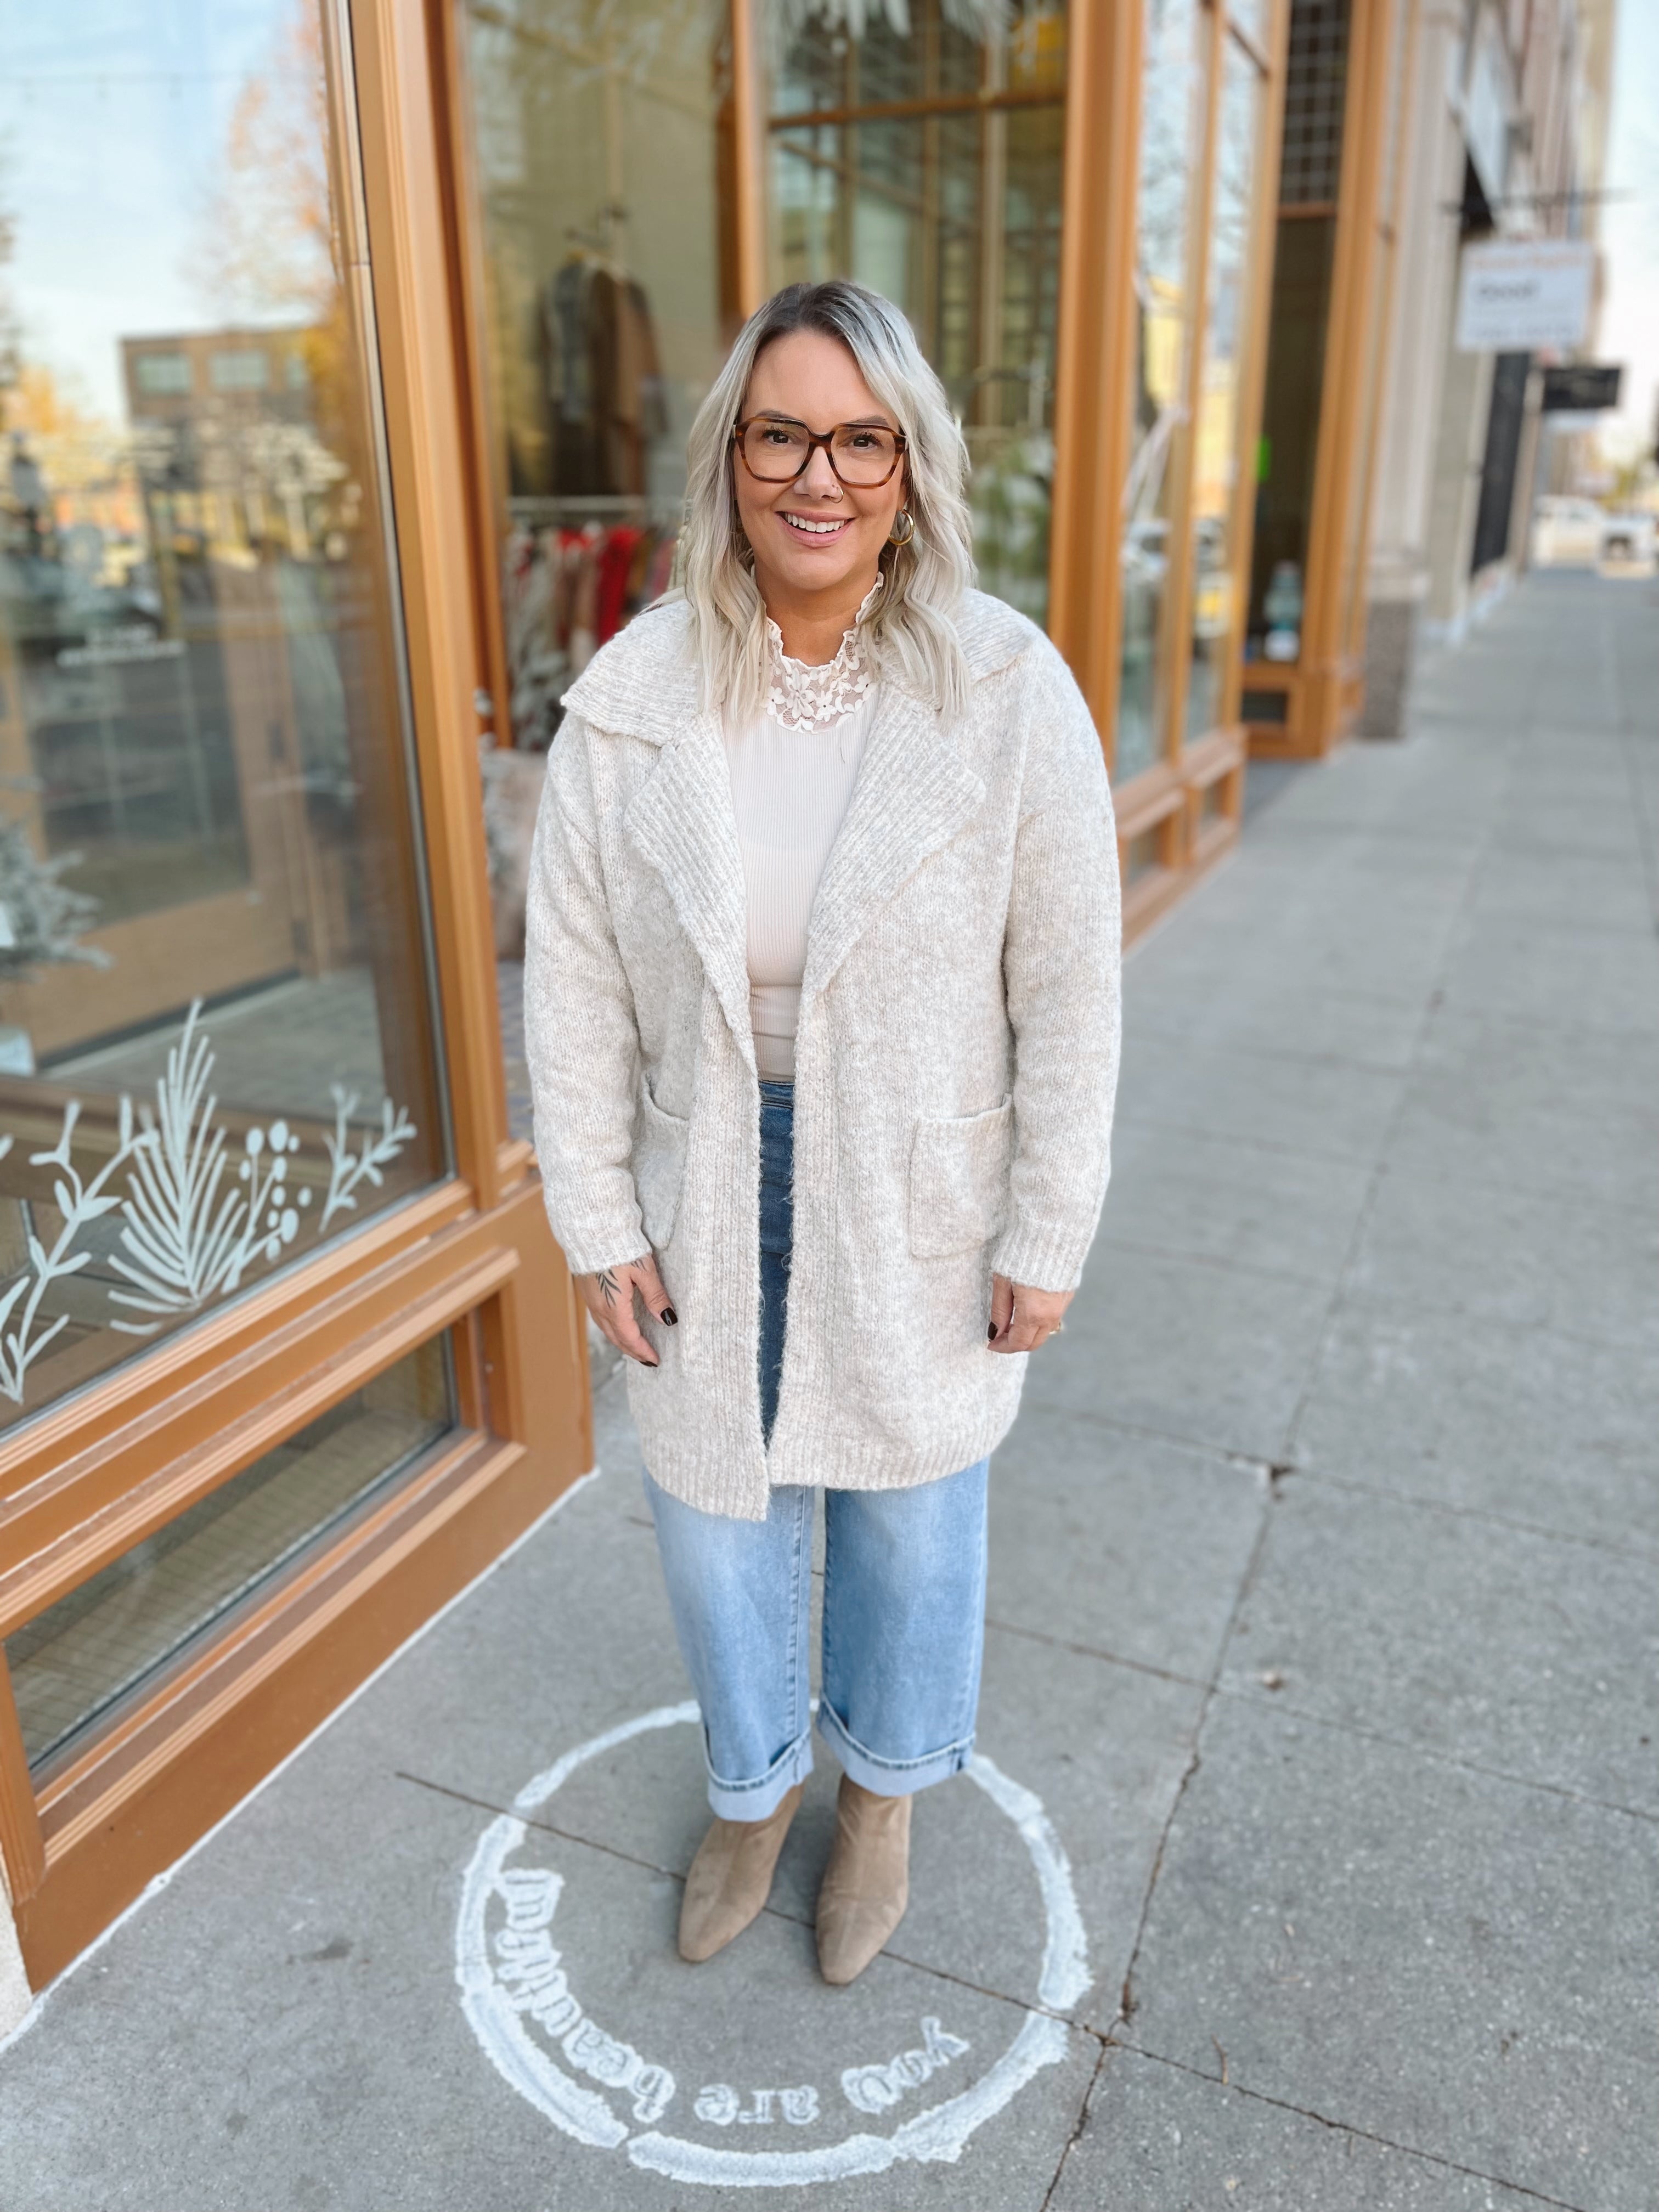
[800,682,985,1009]
[623,704,757,1071]
[565,594,1009,1064]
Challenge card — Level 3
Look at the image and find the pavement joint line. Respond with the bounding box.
[1117,2040,1600,2212]
[1105,1478,1278,2041]
[1282,1462,1659,1566]
[1011,1397,1280,1478]
[1363,1151,1659,1220]
[980,1589,1659,1840]
[1281,798,1503,1469]
[984,1613,1210,1696]
[0,1465,606,2064]
[393,1767,1083,2028]
[1298,1282,1659,1368]
[1420,998,1659,1046]
[1036,2032,1113,2212]
[1111,1109,1389,1171]
[1307,1283,1657,1365]
[1201,1686,1659,1827]
[1123,1020,1430,1079]
[1094,1233,1351,1290]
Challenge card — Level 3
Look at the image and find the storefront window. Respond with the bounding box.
[1246,0,1347,657]
[1117,0,1205,783]
[768,0,1068,625]
[0,4,447,1430]
[464,0,730,746]
[1185,31,1267,739]
[7,1338,453,1771]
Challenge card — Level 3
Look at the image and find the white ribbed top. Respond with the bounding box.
[725,689,875,1081]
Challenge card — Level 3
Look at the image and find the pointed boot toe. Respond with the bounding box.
[677,1783,804,1963]
[815,1776,911,1987]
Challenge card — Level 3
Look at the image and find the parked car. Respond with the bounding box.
[1530,495,1607,567]
[1597,511,1657,570]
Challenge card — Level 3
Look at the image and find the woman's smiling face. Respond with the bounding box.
[733,330,907,615]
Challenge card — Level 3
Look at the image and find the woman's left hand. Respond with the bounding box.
[987,1274,1073,1353]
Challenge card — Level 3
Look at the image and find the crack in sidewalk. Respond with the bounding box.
[1120,2041,1601,2212]
[396,1767,1082,2028]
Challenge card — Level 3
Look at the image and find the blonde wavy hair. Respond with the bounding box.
[676,281,975,723]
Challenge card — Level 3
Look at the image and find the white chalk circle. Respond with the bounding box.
[454,1702,1091,2187]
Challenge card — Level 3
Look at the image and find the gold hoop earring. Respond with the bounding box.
[888,509,916,548]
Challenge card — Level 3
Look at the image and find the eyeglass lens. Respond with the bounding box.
[740,421,899,484]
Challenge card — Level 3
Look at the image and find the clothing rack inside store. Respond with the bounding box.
[509,492,682,527]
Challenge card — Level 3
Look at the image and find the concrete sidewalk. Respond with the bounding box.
[2,569,1655,2210]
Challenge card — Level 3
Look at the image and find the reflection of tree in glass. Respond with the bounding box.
[471,0,719,134]
[0,153,18,428]
[0,815,105,980]
[1136,0,1199,295]
[194,1,357,477]
[197,4,335,330]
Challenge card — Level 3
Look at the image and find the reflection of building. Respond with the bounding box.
[122,329,348,566]
[1,325,374,1059]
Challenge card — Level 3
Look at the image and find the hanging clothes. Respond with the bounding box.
[539,258,668,499]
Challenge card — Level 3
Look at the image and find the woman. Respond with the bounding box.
[525,279,1120,1988]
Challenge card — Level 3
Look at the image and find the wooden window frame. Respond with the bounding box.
[1244,0,1410,761]
[1059,0,1290,937]
[728,0,1290,938]
[0,0,591,1989]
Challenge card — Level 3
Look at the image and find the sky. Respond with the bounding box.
[4,0,1657,459]
[1,1,284,424]
[1596,0,1659,455]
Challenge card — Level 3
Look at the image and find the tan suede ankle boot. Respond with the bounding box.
[677,1782,804,1963]
[815,1774,911,1986]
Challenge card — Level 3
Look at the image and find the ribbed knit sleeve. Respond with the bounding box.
[989,647,1122,1292]
[522,716,648,1277]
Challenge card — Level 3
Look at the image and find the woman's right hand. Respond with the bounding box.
[579,1254,678,1367]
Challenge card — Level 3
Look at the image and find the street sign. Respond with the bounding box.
[1540,363,1623,413]
[1455,240,1594,352]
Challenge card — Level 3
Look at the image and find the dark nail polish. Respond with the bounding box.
[988,1321,998,1341]
[662,1306,678,1327]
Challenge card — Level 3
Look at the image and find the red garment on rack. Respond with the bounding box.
[595,525,645,644]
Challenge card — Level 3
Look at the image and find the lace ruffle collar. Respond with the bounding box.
[764,580,883,732]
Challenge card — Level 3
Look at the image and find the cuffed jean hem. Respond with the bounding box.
[815,1695,975,1799]
[703,1724,814,1822]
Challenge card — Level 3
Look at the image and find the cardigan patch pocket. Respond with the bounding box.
[909,1098,1014,1259]
[634,1080,690,1250]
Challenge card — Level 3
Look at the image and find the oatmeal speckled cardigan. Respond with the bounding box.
[523,588,1121,1519]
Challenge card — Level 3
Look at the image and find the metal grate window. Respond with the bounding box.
[1278,0,1350,205]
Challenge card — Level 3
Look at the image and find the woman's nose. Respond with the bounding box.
[794,443,843,498]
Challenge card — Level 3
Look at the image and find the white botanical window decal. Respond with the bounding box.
[0,1098,140,1404]
[321,1086,419,1231]
[0,1000,419,1397]
[107,1003,317,1333]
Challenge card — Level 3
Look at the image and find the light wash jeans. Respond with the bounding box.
[645,1080,990,1821]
